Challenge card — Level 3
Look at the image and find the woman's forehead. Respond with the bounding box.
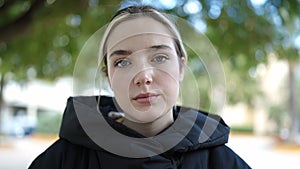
[107,34,176,58]
[106,16,174,50]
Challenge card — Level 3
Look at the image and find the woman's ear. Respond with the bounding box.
[179,57,186,81]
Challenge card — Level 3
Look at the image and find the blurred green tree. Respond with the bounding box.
[256,0,300,143]
[0,0,121,134]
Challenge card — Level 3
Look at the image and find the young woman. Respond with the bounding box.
[28,5,251,169]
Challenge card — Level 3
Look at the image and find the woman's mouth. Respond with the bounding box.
[133,92,159,104]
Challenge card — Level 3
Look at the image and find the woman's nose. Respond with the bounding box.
[134,69,153,86]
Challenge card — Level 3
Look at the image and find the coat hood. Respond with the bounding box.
[59,96,230,157]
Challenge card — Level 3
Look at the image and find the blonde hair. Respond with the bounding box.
[99,5,187,75]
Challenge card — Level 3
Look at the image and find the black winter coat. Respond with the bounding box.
[28,96,251,169]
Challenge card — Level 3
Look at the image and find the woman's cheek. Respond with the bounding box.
[109,67,129,89]
[111,73,131,93]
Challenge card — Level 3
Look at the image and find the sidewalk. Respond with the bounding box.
[0,135,57,169]
[227,134,300,169]
[0,134,300,169]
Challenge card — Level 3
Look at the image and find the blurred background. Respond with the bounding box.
[0,0,300,168]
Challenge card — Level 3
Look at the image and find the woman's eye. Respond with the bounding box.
[114,59,131,68]
[152,55,169,63]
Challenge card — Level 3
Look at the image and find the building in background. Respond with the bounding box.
[1,77,72,137]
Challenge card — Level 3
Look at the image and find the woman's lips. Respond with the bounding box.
[133,93,159,104]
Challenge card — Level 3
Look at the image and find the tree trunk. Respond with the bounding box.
[0,75,5,135]
[287,60,299,143]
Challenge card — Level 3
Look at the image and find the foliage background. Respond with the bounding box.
[0,0,300,141]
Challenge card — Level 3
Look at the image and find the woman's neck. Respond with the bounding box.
[122,109,174,137]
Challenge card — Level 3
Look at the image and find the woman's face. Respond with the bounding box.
[106,17,185,123]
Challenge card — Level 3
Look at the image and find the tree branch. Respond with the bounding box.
[0,0,46,42]
[0,0,21,13]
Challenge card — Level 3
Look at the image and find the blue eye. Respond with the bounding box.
[152,55,169,63]
[114,59,131,68]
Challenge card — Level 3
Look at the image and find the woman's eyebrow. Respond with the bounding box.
[149,45,173,50]
[109,45,172,58]
[109,50,132,58]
